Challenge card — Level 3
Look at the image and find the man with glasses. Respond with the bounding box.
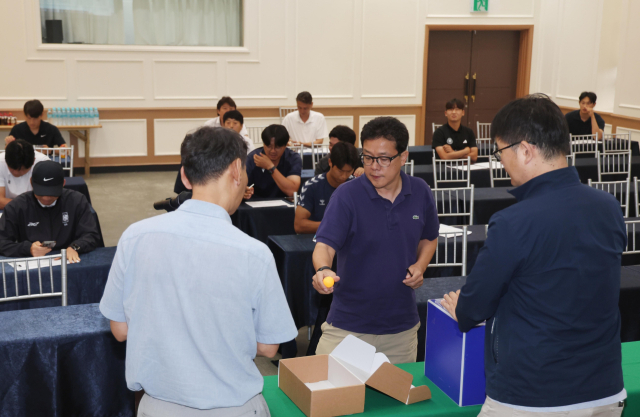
[441,94,626,416]
[311,116,439,364]
[432,98,478,162]
[244,124,301,199]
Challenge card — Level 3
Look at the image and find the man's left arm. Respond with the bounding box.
[468,131,478,163]
[315,116,329,145]
[100,238,130,341]
[404,238,437,289]
[52,125,67,148]
[69,196,101,256]
[590,110,604,140]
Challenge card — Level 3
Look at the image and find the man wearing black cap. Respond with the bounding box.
[0,161,101,261]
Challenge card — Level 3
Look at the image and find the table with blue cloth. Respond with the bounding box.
[64,176,92,204]
[0,246,116,312]
[232,199,295,243]
[0,303,134,417]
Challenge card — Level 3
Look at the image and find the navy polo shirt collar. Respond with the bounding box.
[361,171,412,203]
[509,167,581,202]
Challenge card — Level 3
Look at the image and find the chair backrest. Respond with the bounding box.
[635,177,640,218]
[624,220,640,254]
[570,134,598,155]
[476,122,491,139]
[430,225,469,276]
[402,160,414,176]
[588,178,630,218]
[432,123,442,133]
[311,143,330,171]
[489,157,511,188]
[0,250,68,306]
[279,107,297,123]
[476,138,493,161]
[35,146,74,177]
[432,154,471,188]
[288,143,304,160]
[431,185,475,226]
[597,150,631,182]
[246,126,267,145]
[603,133,631,153]
[566,154,575,167]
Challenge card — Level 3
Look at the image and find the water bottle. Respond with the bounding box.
[60,108,66,126]
[47,109,52,125]
[52,108,58,125]
[95,107,100,125]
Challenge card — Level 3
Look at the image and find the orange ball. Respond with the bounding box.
[323,276,335,288]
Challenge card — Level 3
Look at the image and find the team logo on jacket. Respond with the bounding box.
[62,212,69,226]
[27,222,39,227]
[320,199,326,206]
[446,138,453,145]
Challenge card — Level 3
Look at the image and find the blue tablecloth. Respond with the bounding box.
[64,176,91,205]
[232,199,295,244]
[0,246,116,312]
[0,303,134,417]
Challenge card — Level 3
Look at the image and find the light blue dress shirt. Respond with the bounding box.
[100,199,298,410]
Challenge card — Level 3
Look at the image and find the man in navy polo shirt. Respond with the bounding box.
[294,142,358,234]
[312,117,439,364]
[244,124,301,199]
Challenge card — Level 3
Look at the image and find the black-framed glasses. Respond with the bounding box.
[360,153,402,167]
[492,141,536,162]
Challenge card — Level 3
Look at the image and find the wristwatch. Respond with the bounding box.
[70,244,81,252]
[317,266,332,273]
[267,166,276,175]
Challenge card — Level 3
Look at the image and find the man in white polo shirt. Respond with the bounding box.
[0,139,49,209]
[282,91,328,146]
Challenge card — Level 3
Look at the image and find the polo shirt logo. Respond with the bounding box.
[463,140,467,144]
[320,199,325,206]
[447,138,453,145]
[27,222,39,227]
[413,215,419,219]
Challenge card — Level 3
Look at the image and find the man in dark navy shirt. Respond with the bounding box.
[312,117,439,364]
[6,100,67,149]
[314,125,364,177]
[294,142,358,234]
[244,124,301,199]
[565,91,605,139]
[441,94,626,416]
[432,98,478,162]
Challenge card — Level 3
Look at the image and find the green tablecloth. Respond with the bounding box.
[263,341,640,417]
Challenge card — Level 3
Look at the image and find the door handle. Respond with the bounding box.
[464,73,469,103]
[471,73,476,103]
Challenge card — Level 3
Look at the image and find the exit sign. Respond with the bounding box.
[472,0,489,12]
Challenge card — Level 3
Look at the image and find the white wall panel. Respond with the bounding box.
[244,117,281,127]
[0,59,67,100]
[614,0,640,118]
[359,115,416,147]
[153,61,217,100]
[154,118,209,156]
[90,119,147,157]
[76,60,145,100]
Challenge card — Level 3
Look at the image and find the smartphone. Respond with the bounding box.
[42,241,56,248]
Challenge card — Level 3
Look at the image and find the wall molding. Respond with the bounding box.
[620,104,640,111]
[152,60,218,100]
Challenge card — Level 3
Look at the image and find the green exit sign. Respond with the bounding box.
[472,0,489,12]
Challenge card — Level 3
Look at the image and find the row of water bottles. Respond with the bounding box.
[47,107,100,126]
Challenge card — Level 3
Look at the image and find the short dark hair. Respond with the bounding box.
[23,100,44,118]
[329,125,356,145]
[296,91,313,104]
[222,110,244,125]
[5,139,36,171]
[261,124,290,147]
[181,127,247,186]
[445,98,465,110]
[216,96,237,111]
[490,93,570,160]
[578,91,597,104]
[330,142,359,170]
[360,116,409,154]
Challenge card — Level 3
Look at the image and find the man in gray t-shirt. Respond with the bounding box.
[100,127,297,415]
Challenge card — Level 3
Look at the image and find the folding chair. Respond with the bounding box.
[402,160,414,176]
[246,126,267,146]
[0,250,68,306]
[597,150,631,182]
[603,133,631,154]
[430,225,469,276]
[566,154,575,167]
[476,122,491,139]
[288,143,304,161]
[588,178,630,218]
[570,134,598,156]
[279,107,297,123]
[432,123,442,133]
[476,138,493,162]
[633,177,640,218]
[624,220,640,254]
[432,185,475,226]
[311,143,330,171]
[35,146,75,177]
[432,154,471,189]
[489,157,511,188]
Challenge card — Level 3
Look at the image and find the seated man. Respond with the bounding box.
[244,125,301,199]
[5,100,67,148]
[0,139,50,209]
[0,161,100,262]
[204,96,250,138]
[314,125,364,177]
[295,142,358,234]
[565,91,605,140]
[282,91,328,146]
[432,98,478,162]
[223,110,254,152]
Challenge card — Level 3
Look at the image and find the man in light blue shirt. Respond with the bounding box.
[100,126,297,416]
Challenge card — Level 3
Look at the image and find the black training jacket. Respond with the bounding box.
[0,189,101,257]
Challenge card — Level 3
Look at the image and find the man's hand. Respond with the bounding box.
[443,144,453,153]
[587,105,595,118]
[66,247,81,263]
[312,268,341,294]
[403,264,425,289]
[254,153,275,170]
[243,186,254,200]
[354,167,365,177]
[30,241,52,257]
[4,135,15,147]
[441,290,461,322]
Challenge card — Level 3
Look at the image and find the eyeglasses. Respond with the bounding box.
[492,141,536,162]
[360,153,402,167]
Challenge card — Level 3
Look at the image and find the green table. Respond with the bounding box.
[263,341,640,416]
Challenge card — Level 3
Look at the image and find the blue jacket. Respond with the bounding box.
[456,167,626,407]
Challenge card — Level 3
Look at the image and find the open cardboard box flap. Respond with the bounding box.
[331,335,431,404]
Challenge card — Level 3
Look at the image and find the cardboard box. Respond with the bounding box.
[424,299,486,406]
[279,335,431,417]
